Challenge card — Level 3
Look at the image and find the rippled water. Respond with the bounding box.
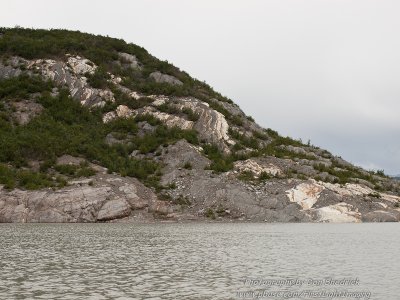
[0,223,399,299]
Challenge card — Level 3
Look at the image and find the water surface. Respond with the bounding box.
[0,223,399,299]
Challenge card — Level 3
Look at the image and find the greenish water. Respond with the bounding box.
[0,223,399,299]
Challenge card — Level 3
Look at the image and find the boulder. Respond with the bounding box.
[149,71,183,86]
[97,199,131,221]
[118,52,141,69]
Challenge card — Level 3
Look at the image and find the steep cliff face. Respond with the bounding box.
[0,28,399,223]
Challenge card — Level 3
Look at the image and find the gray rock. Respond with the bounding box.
[137,121,156,137]
[118,52,142,69]
[11,100,43,125]
[97,199,131,221]
[0,173,157,223]
[362,210,400,222]
[149,71,183,86]
[0,62,23,79]
[56,155,86,166]
[333,157,353,169]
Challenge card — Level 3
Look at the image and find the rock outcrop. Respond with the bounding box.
[149,71,183,86]
[118,52,141,69]
[1,28,399,223]
[234,159,283,178]
[312,203,361,223]
[11,100,43,125]
[2,56,116,108]
[0,172,158,223]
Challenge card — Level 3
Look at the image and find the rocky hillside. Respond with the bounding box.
[0,28,399,223]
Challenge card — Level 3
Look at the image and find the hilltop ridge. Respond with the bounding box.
[0,27,399,223]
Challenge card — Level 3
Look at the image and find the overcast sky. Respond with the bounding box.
[1,0,399,174]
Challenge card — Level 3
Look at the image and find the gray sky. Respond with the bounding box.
[1,0,399,174]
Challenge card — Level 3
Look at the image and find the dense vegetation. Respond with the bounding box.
[0,75,199,190]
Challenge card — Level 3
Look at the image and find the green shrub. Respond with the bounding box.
[368,192,381,199]
[55,164,78,176]
[0,164,16,189]
[205,208,216,219]
[182,107,200,121]
[157,103,180,114]
[259,171,271,181]
[86,67,110,89]
[0,74,53,99]
[183,162,192,170]
[203,144,234,173]
[246,116,255,122]
[17,171,55,190]
[229,128,259,149]
[174,195,191,206]
[265,128,279,138]
[238,171,254,182]
[230,115,243,126]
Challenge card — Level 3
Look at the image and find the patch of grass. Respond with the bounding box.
[203,144,234,173]
[313,162,379,186]
[367,192,381,199]
[183,162,192,170]
[75,167,96,177]
[130,125,198,154]
[230,115,243,126]
[246,116,255,122]
[229,128,259,149]
[0,74,53,100]
[252,130,269,140]
[174,195,191,206]
[182,107,200,121]
[167,182,176,189]
[158,192,172,202]
[85,66,110,89]
[259,171,271,181]
[238,171,255,182]
[205,208,216,219]
[0,163,66,190]
[157,102,181,115]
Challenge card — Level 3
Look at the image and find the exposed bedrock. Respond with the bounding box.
[0,173,158,223]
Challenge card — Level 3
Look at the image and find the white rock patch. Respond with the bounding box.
[320,182,400,203]
[286,181,324,209]
[26,56,115,107]
[67,56,96,75]
[234,159,282,178]
[313,203,361,223]
[141,107,194,130]
[102,105,137,123]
